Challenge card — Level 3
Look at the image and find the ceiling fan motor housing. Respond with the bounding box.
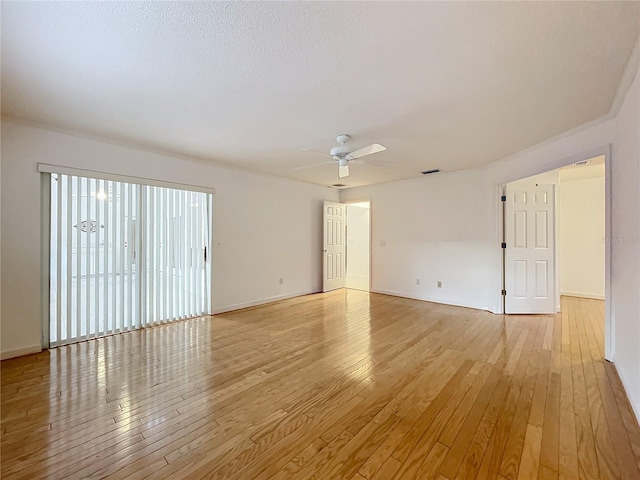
[330,144,351,157]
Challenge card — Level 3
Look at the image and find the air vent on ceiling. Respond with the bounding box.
[330,183,347,188]
[572,160,589,167]
[421,169,441,175]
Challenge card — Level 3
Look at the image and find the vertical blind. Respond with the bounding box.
[49,173,212,346]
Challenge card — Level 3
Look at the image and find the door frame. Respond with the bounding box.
[41,173,52,349]
[343,199,372,292]
[496,144,613,361]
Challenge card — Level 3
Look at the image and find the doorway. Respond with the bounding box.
[322,200,371,293]
[345,201,371,292]
[501,155,609,352]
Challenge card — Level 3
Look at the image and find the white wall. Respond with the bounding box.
[341,58,639,421]
[558,170,605,299]
[341,169,495,310]
[345,203,370,291]
[0,119,339,359]
[509,169,560,186]
[610,66,640,422]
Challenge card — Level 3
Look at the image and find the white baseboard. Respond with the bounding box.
[613,362,640,426]
[561,291,605,300]
[211,289,320,315]
[1,343,42,360]
[371,288,486,312]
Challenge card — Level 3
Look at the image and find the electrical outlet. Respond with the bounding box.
[416,279,421,285]
[437,281,442,288]
[279,278,284,285]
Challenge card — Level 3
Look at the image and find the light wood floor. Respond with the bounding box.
[2,291,640,480]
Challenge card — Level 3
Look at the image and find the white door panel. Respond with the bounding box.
[505,183,555,313]
[323,201,346,292]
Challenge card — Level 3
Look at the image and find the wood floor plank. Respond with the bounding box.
[372,456,401,480]
[453,376,513,480]
[539,464,559,480]
[539,372,560,473]
[265,429,354,480]
[498,318,547,480]
[516,424,543,480]
[2,292,639,480]
[603,361,640,472]
[390,368,477,479]
[576,300,622,480]
[414,442,449,480]
[568,297,602,480]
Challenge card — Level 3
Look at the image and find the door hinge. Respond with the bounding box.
[501,242,507,249]
[204,246,207,263]
[501,195,506,202]
[501,289,506,296]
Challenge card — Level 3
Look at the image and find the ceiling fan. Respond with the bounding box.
[297,134,387,178]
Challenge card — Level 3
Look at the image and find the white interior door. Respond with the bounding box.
[505,183,555,314]
[323,201,346,292]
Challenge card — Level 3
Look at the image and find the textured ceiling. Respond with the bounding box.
[2,2,638,188]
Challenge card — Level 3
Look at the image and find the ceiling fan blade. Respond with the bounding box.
[293,160,334,171]
[301,148,331,158]
[351,157,396,168]
[338,164,350,178]
[346,143,386,160]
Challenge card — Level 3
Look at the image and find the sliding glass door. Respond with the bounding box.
[49,173,212,347]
